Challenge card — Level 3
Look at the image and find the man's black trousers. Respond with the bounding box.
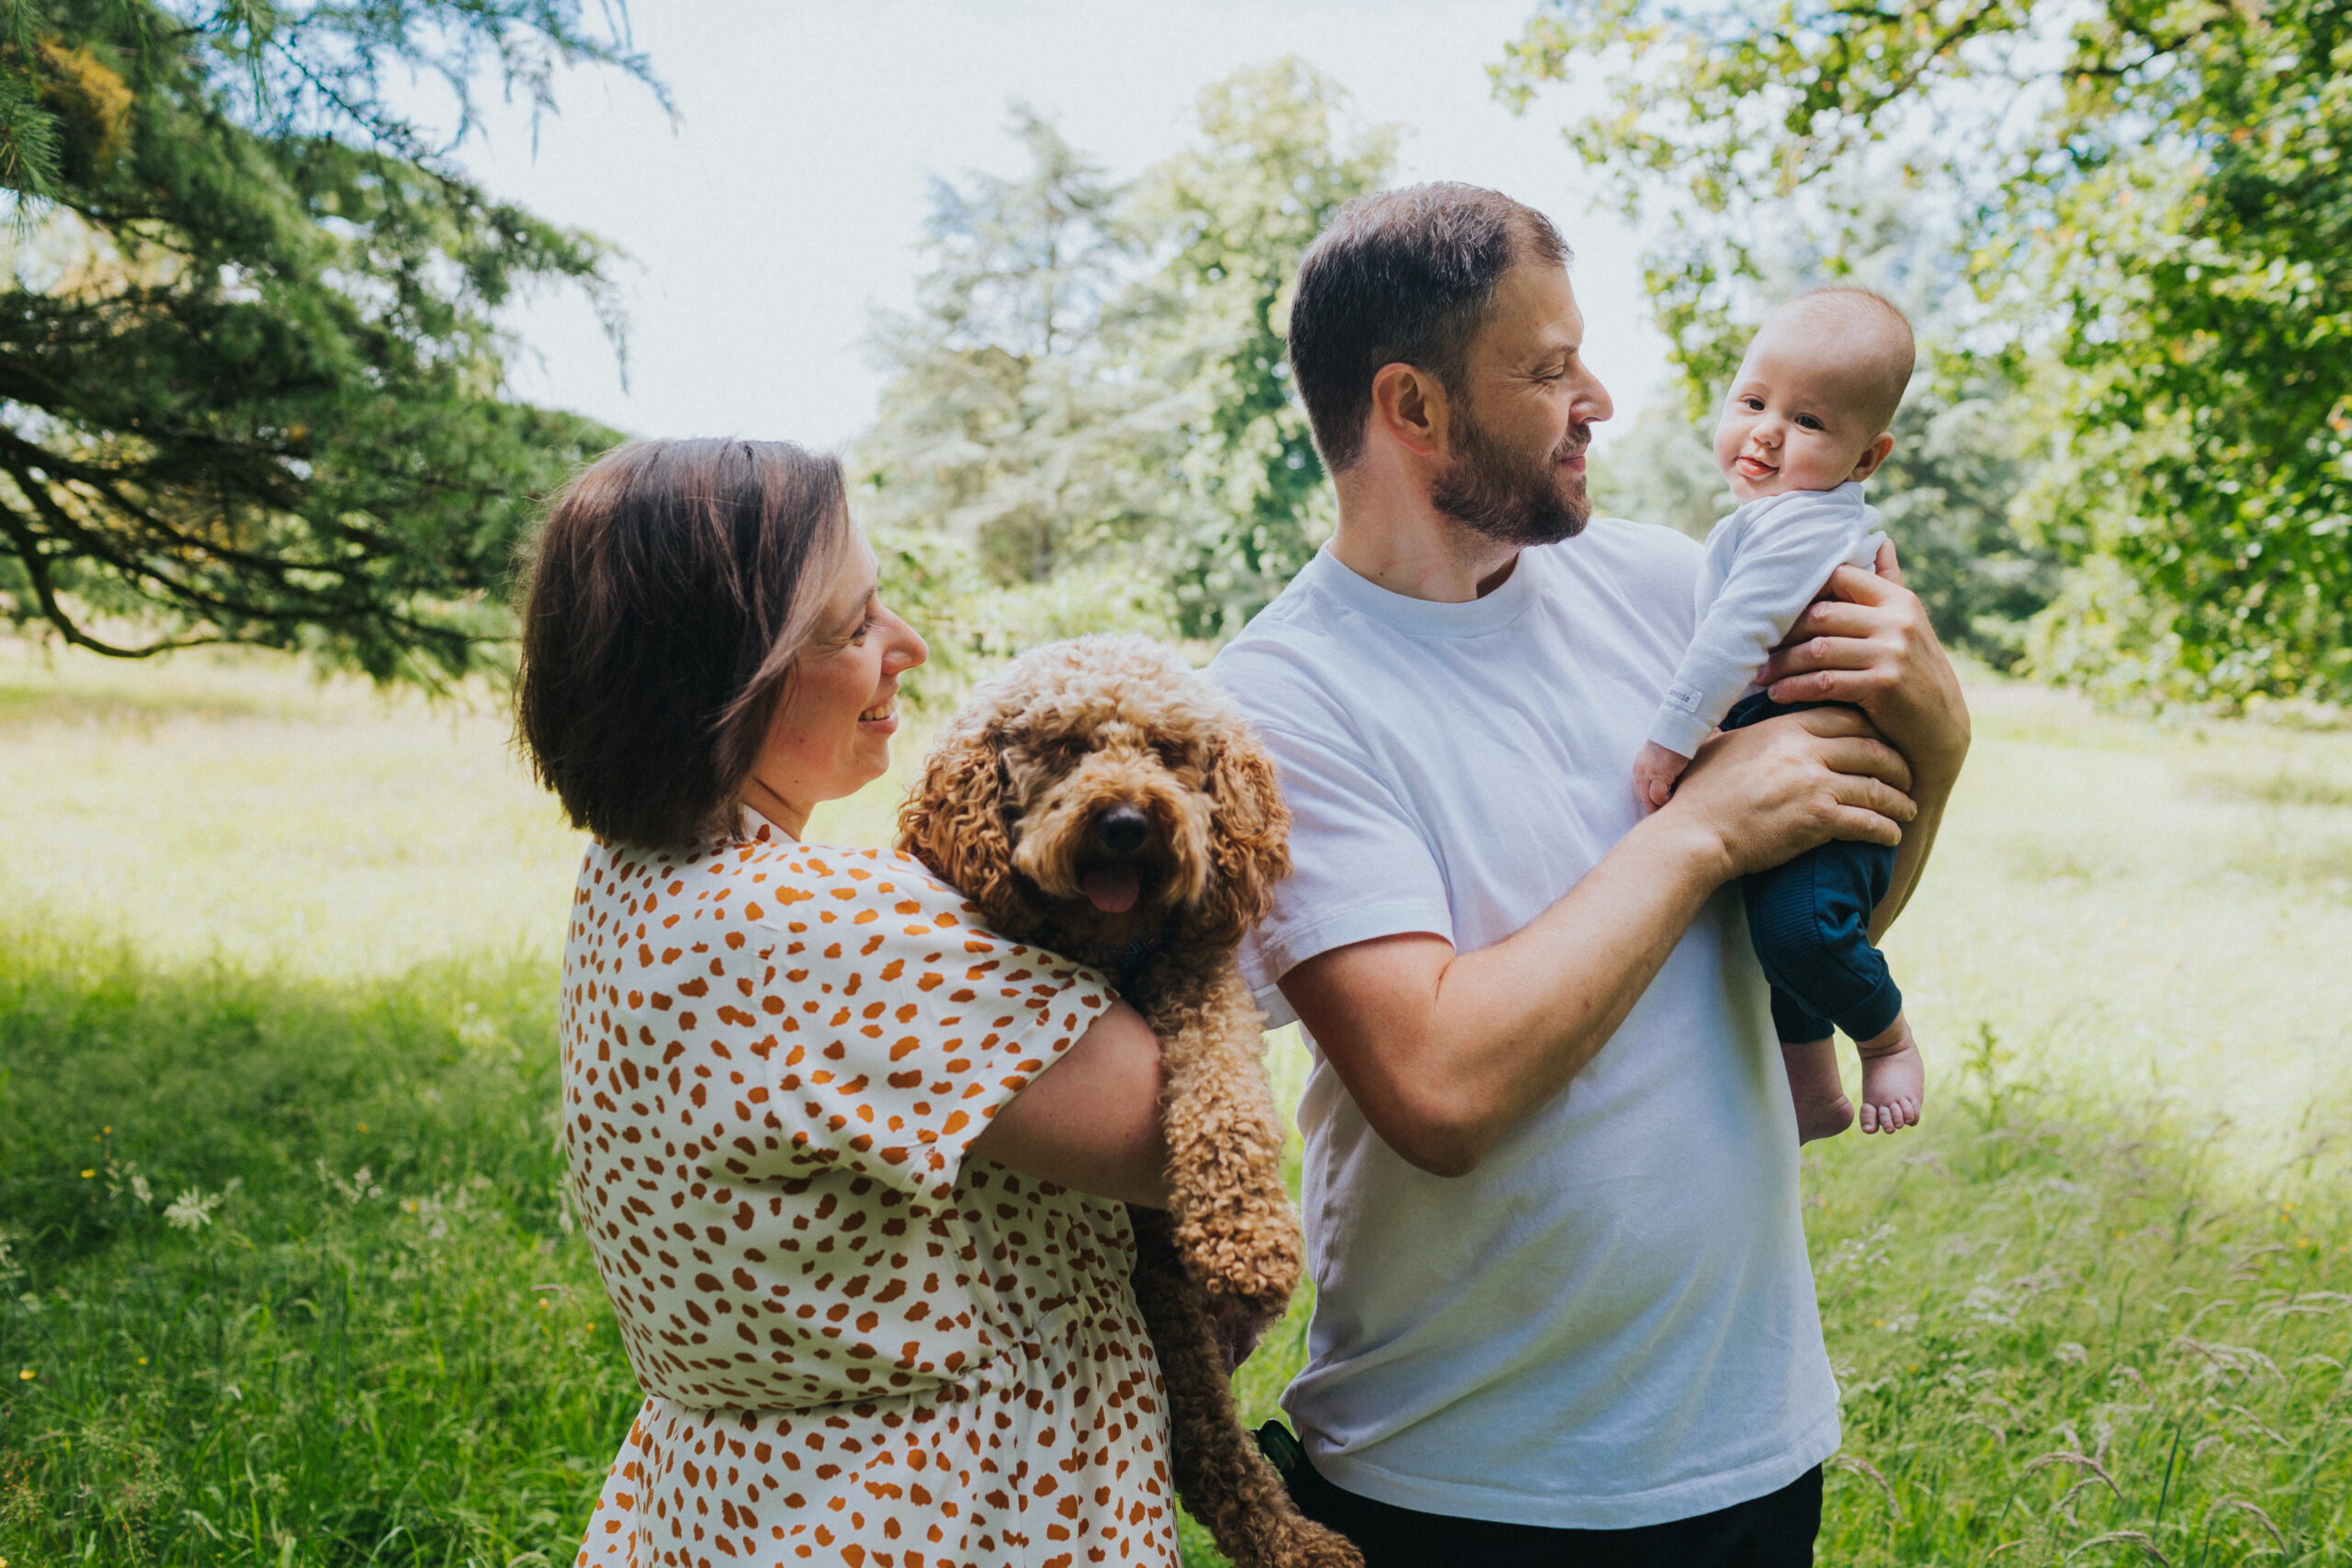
[1278,1445,1822,1568]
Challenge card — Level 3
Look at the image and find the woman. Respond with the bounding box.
[515,439,1181,1567]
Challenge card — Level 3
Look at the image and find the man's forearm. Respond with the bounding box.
[1280,808,1728,1177]
[1870,765,1954,942]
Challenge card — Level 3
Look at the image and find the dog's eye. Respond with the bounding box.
[1154,741,1189,771]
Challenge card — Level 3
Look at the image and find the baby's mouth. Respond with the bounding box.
[1735,455,1777,479]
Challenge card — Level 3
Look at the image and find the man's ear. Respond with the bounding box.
[1849,433,1895,483]
[1369,361,1446,460]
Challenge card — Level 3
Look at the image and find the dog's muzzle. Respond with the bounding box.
[1092,805,1149,854]
[1081,804,1153,913]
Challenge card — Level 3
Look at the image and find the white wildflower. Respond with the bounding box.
[164,1188,225,1232]
[314,1160,385,1203]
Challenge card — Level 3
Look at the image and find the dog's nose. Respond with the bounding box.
[1091,804,1150,855]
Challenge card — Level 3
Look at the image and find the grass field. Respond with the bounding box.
[3,640,2347,1565]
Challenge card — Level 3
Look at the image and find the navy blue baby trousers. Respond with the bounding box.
[1722,691,1904,1045]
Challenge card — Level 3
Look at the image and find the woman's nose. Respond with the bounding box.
[882,612,927,674]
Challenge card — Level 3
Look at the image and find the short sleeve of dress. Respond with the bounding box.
[741,844,1114,1202]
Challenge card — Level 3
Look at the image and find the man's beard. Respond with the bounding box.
[1430,404,1591,547]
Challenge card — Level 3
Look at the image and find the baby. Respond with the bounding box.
[1633,288,1925,1143]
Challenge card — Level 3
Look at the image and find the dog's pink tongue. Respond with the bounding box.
[1082,864,1142,914]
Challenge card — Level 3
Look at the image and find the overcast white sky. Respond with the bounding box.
[453,0,1673,456]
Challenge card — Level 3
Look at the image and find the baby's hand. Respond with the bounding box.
[1633,740,1690,812]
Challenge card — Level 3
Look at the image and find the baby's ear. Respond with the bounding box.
[1850,432,1895,482]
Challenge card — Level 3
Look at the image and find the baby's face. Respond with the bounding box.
[1713,317,1894,502]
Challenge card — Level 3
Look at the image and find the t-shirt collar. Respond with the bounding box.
[1304,540,1539,638]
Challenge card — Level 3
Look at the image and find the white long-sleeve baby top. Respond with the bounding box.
[1647,480,1887,758]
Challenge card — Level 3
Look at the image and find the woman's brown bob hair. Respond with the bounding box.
[514,438,856,849]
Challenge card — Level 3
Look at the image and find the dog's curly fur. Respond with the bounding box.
[898,636,1360,1568]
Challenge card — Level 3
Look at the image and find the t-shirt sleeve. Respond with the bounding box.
[745,849,1114,1202]
[1240,720,1453,993]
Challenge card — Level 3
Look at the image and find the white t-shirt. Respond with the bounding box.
[1650,481,1887,757]
[1209,521,1839,1529]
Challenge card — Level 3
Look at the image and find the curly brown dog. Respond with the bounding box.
[897,635,1360,1568]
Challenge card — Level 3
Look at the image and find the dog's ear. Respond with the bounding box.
[1195,716,1293,947]
[896,715,1046,936]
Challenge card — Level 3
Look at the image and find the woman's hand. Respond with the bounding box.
[1758,539,1972,789]
[967,1001,1171,1208]
[1666,705,1917,881]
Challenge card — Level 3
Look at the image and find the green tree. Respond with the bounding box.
[1498,0,2352,705]
[855,109,1168,592]
[854,60,1395,677]
[1128,58,1395,637]
[0,0,653,681]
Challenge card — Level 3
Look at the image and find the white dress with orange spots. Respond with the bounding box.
[562,815,1179,1568]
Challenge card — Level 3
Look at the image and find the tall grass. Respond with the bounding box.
[0,928,637,1564]
[1178,1032,2352,1568]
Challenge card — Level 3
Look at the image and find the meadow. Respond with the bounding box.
[2,640,2346,1566]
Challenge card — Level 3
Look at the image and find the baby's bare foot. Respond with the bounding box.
[1855,1013,1924,1134]
[1780,1036,1853,1144]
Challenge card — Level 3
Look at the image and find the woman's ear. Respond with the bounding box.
[896,715,1025,925]
[1197,718,1293,944]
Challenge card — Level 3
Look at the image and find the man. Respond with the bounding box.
[1209,185,1969,1564]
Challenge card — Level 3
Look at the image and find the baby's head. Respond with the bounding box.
[1715,288,1915,502]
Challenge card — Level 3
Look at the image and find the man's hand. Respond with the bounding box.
[1671,705,1916,880]
[1758,538,1970,936]
[1758,539,1971,789]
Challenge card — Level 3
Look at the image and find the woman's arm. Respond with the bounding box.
[967,1000,1170,1207]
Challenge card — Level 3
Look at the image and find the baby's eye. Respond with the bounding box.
[1741,396,1765,412]
[1795,414,1824,431]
